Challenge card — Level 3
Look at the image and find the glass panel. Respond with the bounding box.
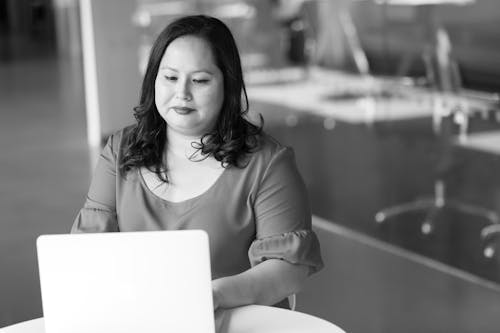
[98,0,500,331]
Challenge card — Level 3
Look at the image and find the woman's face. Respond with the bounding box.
[154,35,224,138]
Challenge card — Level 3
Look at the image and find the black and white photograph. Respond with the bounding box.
[1,0,499,332]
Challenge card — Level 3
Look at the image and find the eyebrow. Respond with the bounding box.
[159,66,214,75]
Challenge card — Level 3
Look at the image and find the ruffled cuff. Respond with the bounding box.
[71,206,119,233]
[248,230,324,274]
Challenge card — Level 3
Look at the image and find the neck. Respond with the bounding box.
[165,130,202,159]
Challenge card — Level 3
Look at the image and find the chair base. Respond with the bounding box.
[375,197,499,234]
[480,223,500,258]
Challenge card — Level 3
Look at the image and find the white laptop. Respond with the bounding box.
[36,230,215,333]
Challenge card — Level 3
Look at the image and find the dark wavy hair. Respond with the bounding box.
[119,15,262,182]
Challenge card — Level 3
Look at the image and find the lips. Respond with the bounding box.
[171,106,196,115]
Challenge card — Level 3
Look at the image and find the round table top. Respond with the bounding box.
[374,0,474,5]
[1,305,345,333]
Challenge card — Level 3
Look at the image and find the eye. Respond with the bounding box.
[165,75,177,82]
[193,78,210,84]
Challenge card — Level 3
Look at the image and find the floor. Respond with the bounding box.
[300,217,500,333]
[1,34,500,331]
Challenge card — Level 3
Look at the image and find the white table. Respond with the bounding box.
[0,305,346,333]
[374,0,473,5]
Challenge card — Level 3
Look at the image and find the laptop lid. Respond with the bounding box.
[36,230,215,333]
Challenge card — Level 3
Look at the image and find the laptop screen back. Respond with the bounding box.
[36,230,214,333]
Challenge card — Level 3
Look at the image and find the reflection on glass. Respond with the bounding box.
[132,0,323,84]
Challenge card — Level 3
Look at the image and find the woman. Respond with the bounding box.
[72,15,323,311]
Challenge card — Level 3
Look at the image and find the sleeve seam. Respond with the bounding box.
[254,228,312,241]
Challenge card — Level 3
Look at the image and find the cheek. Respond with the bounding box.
[202,85,224,112]
[154,81,162,105]
[154,81,174,106]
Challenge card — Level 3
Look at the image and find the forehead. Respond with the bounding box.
[159,35,218,71]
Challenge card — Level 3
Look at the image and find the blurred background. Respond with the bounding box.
[1,0,500,332]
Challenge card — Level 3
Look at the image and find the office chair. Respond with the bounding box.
[374,14,500,236]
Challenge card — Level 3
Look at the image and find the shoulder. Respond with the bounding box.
[245,132,307,203]
[247,132,296,173]
[104,125,137,154]
[257,132,294,160]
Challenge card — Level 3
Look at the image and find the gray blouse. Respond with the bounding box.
[72,126,323,282]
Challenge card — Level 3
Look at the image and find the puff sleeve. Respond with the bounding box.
[71,134,119,233]
[248,147,323,274]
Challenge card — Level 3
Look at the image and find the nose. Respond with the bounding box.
[175,78,192,101]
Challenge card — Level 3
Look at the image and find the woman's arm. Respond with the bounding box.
[212,259,309,310]
[71,133,119,233]
[212,145,322,310]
